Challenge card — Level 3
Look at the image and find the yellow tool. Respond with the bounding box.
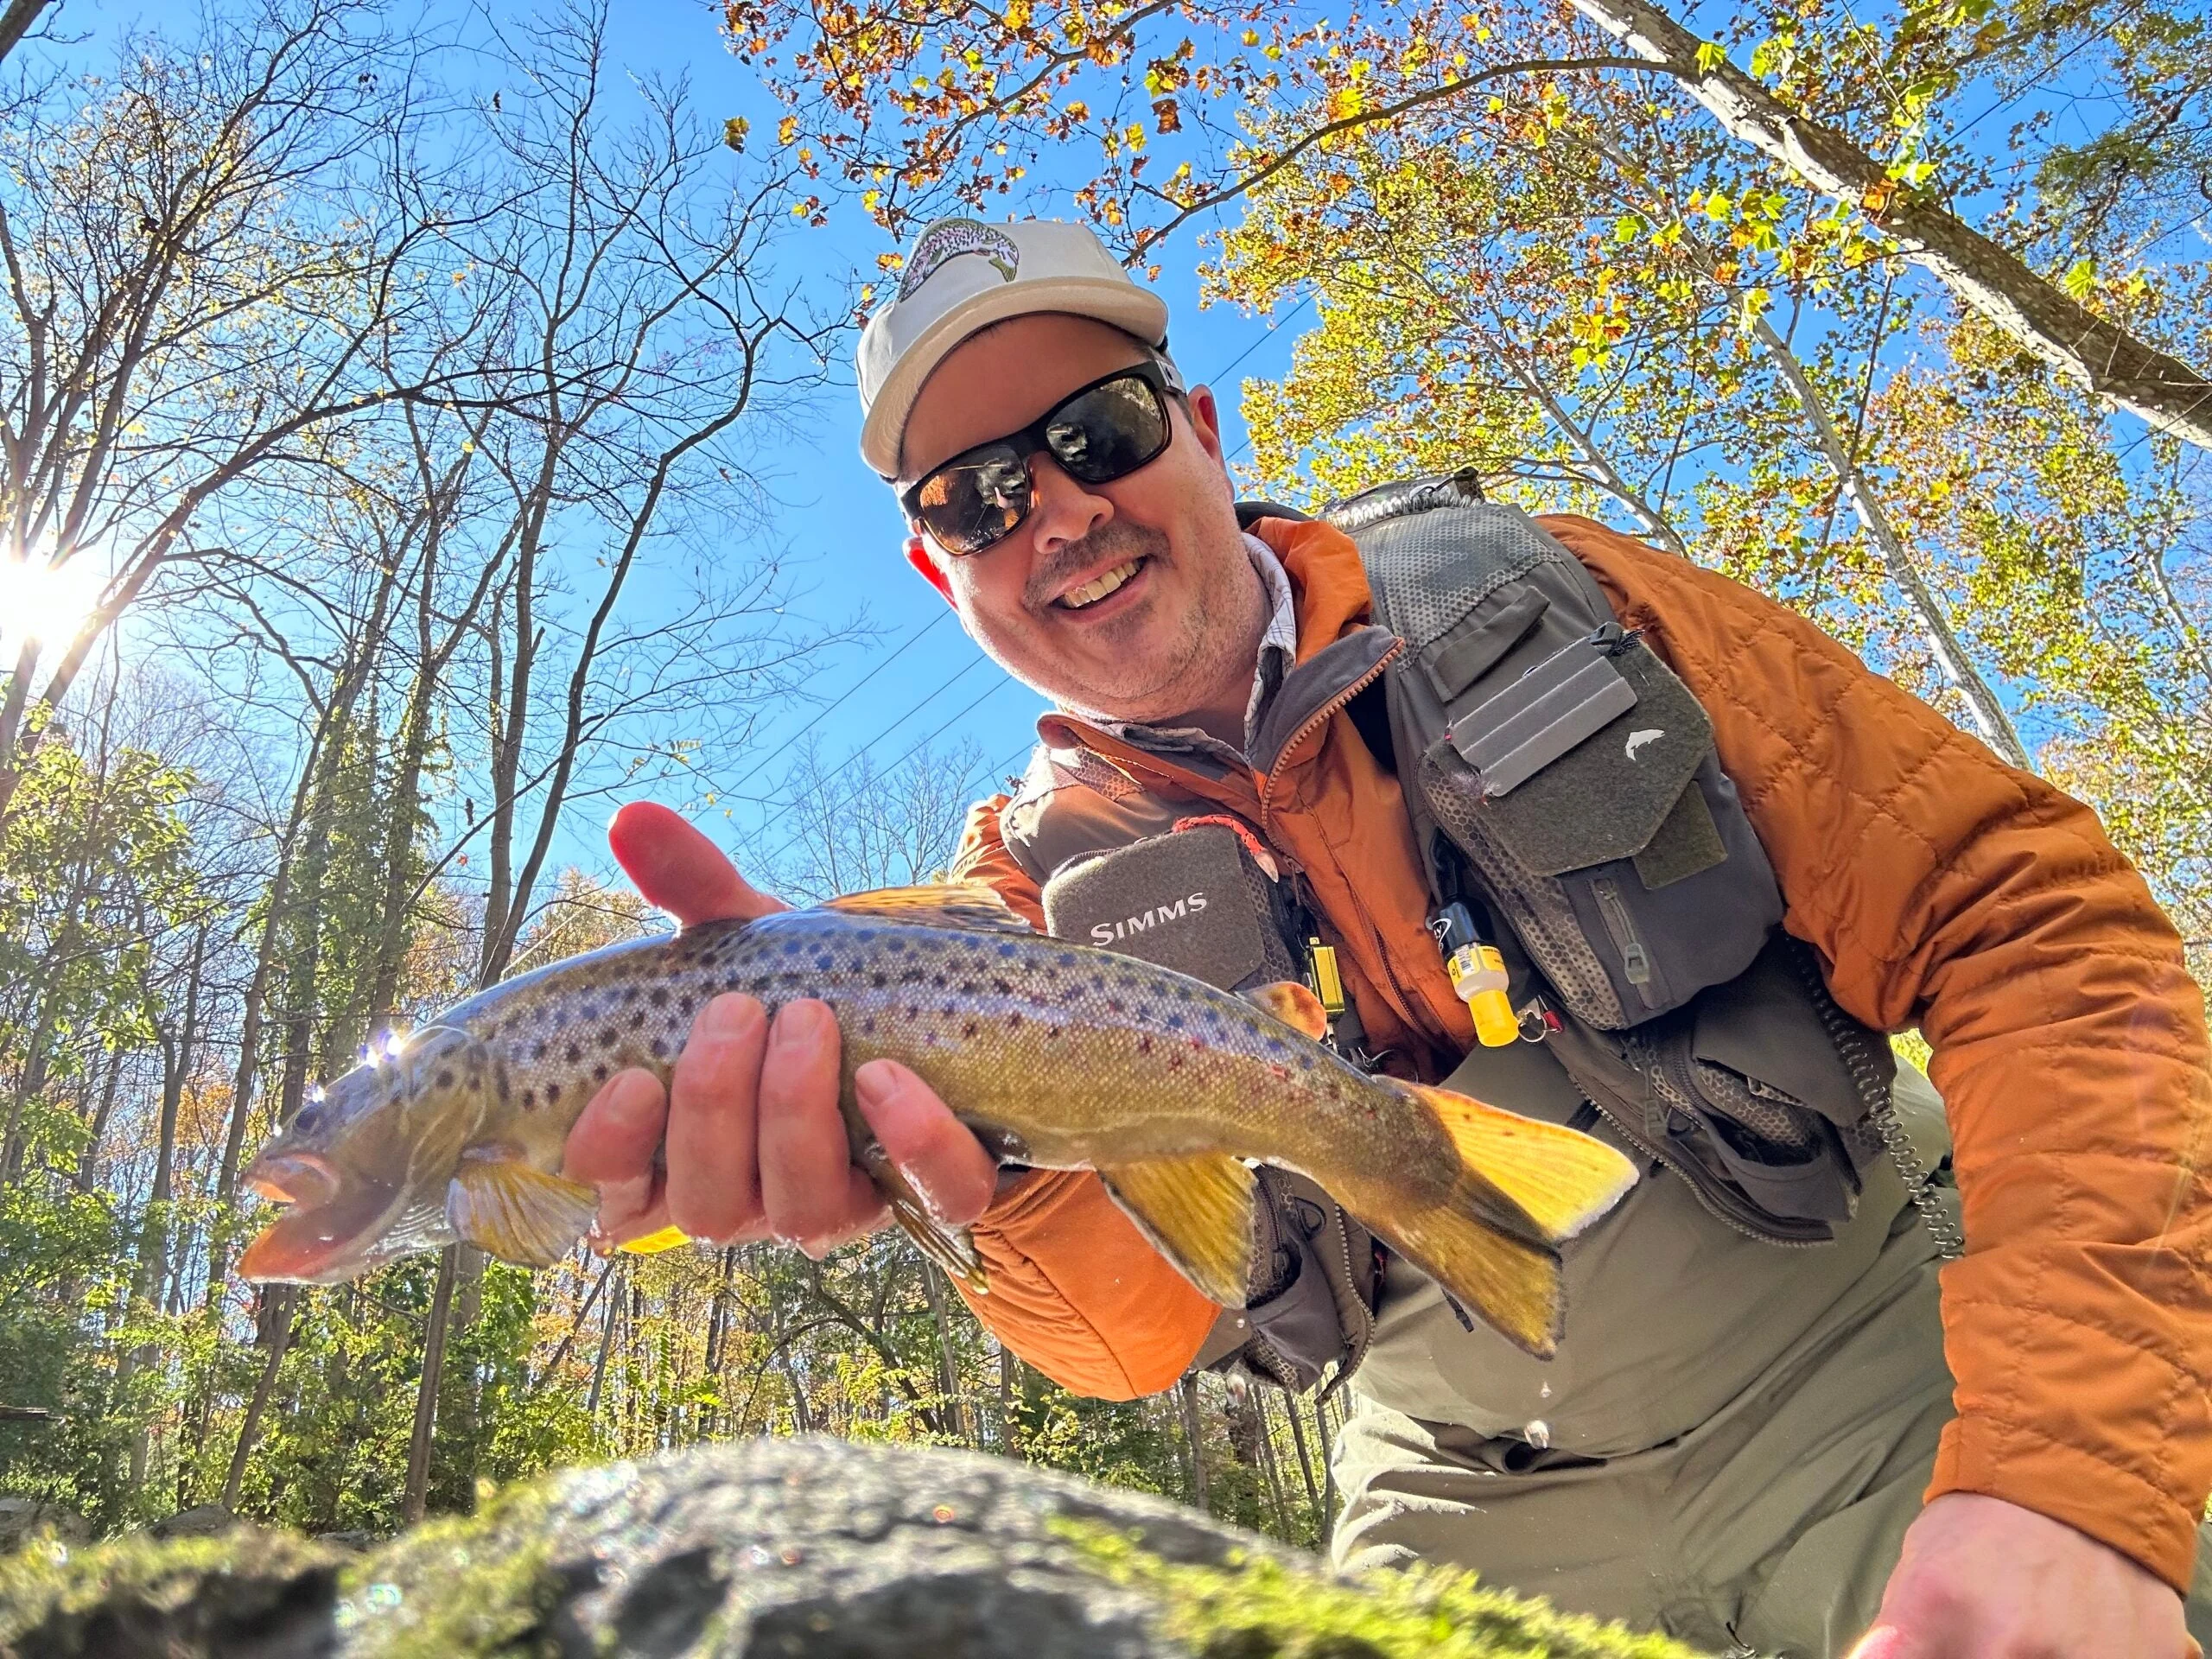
[1306,937,1347,1018]
[1433,903,1519,1048]
[619,1224,691,1255]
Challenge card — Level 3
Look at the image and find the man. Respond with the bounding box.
[563,219,2212,1656]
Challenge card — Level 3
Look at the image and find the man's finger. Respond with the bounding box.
[608,801,786,927]
[562,1067,669,1244]
[665,993,770,1243]
[854,1058,995,1227]
[756,999,874,1245]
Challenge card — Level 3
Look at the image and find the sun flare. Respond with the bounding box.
[0,554,108,655]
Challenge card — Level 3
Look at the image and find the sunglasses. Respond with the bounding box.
[899,361,1177,556]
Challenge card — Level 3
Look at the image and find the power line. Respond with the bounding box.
[732,650,989,810]
[722,609,952,798]
[755,676,1022,872]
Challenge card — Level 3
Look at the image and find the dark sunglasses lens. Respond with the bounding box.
[916,448,1031,555]
[1045,375,1168,483]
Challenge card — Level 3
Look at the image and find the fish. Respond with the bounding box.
[238,882,1637,1357]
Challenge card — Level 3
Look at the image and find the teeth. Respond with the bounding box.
[1060,560,1141,609]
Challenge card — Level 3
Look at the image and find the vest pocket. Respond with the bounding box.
[1421,638,1783,1030]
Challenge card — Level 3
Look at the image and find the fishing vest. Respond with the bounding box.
[1001,472,1955,1395]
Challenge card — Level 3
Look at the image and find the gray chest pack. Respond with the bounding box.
[1033,472,1957,1395]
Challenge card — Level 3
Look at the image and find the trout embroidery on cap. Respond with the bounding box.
[898,218,1020,299]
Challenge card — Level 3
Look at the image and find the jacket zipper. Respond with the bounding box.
[1257,644,1441,1048]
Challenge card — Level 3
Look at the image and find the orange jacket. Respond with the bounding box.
[949,512,2212,1591]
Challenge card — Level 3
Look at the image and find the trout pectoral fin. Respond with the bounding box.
[1243,980,1329,1041]
[852,1134,988,1293]
[888,1199,988,1295]
[1402,1081,1639,1243]
[1098,1153,1255,1308]
[446,1154,599,1268]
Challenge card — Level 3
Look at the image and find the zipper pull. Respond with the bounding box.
[1430,901,1519,1048]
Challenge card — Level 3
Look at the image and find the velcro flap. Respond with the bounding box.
[1469,642,1714,875]
[1042,826,1271,991]
[1449,633,1637,797]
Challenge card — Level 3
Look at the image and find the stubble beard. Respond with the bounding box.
[988,520,1242,726]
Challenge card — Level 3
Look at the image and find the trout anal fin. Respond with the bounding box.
[1098,1153,1255,1307]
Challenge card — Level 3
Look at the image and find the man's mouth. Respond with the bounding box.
[1054,556,1147,611]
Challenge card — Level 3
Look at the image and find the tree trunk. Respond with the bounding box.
[1178,1375,1209,1510]
[402,1244,459,1523]
[921,1262,968,1446]
[220,1287,296,1513]
[0,0,49,64]
[1569,0,2212,452]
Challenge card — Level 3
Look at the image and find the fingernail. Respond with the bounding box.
[702,993,758,1039]
[770,1000,825,1050]
[854,1059,897,1108]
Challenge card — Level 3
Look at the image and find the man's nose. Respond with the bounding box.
[1022,454,1111,553]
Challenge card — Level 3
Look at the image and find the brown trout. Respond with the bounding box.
[238,883,1637,1356]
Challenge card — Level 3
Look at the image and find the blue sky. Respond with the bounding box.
[552,1,1306,880]
[59,0,1311,893]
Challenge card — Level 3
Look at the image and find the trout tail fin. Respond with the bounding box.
[1344,1081,1639,1358]
[1401,1080,1637,1244]
[1366,1196,1569,1357]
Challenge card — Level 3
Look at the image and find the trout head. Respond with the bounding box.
[238,1027,490,1285]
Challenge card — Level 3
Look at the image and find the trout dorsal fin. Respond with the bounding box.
[820,881,1034,934]
[1098,1153,1255,1308]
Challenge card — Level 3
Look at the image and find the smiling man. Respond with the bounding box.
[563,219,2212,1658]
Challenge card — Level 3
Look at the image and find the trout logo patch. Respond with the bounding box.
[1624,728,1664,760]
[1090,891,1208,946]
[899,219,1020,301]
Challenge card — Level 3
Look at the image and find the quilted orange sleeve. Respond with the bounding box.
[1549,514,2212,1591]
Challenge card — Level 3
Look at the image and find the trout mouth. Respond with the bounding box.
[237,1168,408,1285]
[245,1150,338,1207]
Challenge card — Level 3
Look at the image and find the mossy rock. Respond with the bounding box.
[0,1438,1707,1657]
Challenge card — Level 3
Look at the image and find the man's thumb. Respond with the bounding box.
[607,801,785,927]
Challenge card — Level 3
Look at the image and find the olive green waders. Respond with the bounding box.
[1329,1038,2212,1657]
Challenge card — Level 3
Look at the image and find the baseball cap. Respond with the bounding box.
[856,218,1173,478]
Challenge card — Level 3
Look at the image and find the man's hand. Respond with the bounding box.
[1848,1492,2196,1659]
[560,801,998,1256]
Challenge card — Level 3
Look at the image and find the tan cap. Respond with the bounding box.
[856,218,1170,478]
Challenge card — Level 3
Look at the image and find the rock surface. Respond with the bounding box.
[0,1437,1702,1658]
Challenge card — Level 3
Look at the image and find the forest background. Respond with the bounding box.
[0,0,2203,1549]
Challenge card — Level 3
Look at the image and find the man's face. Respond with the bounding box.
[898,313,1257,728]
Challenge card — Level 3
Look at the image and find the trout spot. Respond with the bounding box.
[599,1027,619,1049]
[545,1082,563,1104]
[649,988,669,1007]
[435,1069,454,1090]
[650,1038,669,1059]
[521,1088,537,1110]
